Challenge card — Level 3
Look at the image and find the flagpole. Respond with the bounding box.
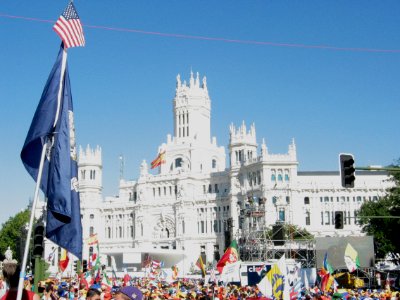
[16,142,48,300]
[17,46,68,300]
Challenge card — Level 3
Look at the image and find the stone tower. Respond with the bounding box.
[229,121,258,168]
[174,71,211,144]
[78,145,102,203]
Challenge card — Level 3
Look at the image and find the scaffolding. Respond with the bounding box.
[238,227,316,268]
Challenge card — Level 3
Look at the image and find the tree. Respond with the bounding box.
[0,209,30,263]
[265,224,314,240]
[358,159,400,264]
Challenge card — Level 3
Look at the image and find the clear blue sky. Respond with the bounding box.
[1,1,399,226]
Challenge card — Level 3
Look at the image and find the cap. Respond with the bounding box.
[120,286,143,300]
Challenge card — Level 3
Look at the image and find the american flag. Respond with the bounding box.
[53,2,85,49]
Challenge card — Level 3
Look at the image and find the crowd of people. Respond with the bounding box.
[1,260,399,300]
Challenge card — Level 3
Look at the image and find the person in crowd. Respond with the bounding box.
[86,289,101,300]
[1,261,40,300]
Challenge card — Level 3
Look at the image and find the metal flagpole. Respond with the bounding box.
[16,142,48,300]
[17,46,68,300]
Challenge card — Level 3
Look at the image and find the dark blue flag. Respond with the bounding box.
[21,45,82,259]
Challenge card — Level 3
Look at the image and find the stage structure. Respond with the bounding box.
[237,195,316,268]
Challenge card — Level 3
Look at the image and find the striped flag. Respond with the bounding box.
[59,249,70,272]
[196,255,206,277]
[53,1,85,49]
[151,151,166,169]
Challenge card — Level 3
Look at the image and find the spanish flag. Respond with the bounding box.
[151,151,166,169]
[59,248,70,272]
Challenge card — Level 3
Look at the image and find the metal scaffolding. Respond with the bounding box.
[238,227,316,268]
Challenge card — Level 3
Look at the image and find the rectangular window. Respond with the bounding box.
[306,212,310,225]
[325,211,330,225]
[215,184,219,193]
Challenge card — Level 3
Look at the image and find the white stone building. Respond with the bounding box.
[39,71,391,275]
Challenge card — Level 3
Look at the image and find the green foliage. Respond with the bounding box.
[358,159,400,263]
[0,209,30,263]
[265,224,314,240]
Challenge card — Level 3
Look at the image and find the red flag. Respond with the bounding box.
[151,151,166,169]
[123,274,131,286]
[59,249,70,272]
[216,240,239,273]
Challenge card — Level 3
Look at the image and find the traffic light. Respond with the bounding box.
[340,154,355,188]
[334,211,344,229]
[73,261,78,273]
[82,259,88,273]
[33,223,44,257]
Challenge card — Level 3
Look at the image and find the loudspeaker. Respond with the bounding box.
[272,224,285,246]
[224,231,231,250]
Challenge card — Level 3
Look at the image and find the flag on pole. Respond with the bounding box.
[171,265,179,280]
[59,249,70,272]
[86,233,99,246]
[196,255,206,277]
[216,240,239,273]
[151,151,166,169]
[323,252,334,274]
[53,1,85,49]
[20,44,83,259]
[344,243,360,272]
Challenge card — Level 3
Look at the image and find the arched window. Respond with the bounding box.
[272,196,277,205]
[175,158,182,168]
[212,159,217,169]
[119,226,123,238]
[107,227,111,238]
[278,174,283,181]
[304,197,310,205]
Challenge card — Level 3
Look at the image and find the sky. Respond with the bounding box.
[1,1,399,226]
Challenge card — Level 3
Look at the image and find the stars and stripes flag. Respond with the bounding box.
[53,1,85,49]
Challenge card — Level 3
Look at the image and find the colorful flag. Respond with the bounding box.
[53,2,85,49]
[257,255,287,299]
[323,252,334,274]
[196,255,206,277]
[151,151,166,169]
[216,240,239,273]
[319,269,334,292]
[21,44,83,259]
[86,233,99,246]
[59,249,70,272]
[344,243,360,272]
[171,265,179,280]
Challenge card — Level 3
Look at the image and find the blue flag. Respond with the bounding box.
[21,45,82,259]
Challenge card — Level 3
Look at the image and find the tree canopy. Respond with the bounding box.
[0,209,30,263]
[358,160,400,263]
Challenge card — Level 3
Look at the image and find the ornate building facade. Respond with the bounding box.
[39,71,391,275]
